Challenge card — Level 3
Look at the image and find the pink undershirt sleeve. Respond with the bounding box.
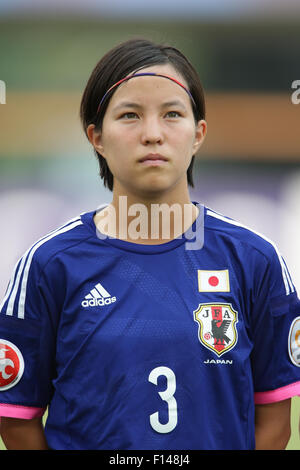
[254,381,300,405]
[0,403,46,419]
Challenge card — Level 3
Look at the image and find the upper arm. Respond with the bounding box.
[250,247,300,404]
[0,251,58,419]
[1,416,48,450]
[255,398,292,449]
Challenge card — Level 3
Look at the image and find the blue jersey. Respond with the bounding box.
[0,203,300,450]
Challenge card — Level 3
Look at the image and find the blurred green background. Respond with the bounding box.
[0,1,300,450]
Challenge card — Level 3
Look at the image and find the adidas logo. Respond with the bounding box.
[81,282,117,308]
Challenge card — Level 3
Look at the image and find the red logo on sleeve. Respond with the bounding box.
[0,340,24,391]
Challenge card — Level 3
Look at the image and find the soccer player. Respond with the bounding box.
[0,38,300,450]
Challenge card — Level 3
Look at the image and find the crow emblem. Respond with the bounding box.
[193,303,238,356]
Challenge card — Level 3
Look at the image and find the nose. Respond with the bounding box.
[140,115,164,145]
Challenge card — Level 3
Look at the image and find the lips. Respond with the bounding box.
[139,153,168,163]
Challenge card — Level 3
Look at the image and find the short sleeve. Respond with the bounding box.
[0,250,58,419]
[250,247,300,404]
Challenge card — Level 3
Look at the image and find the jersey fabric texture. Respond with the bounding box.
[0,203,300,450]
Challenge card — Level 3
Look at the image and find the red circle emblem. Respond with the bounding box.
[208,276,219,287]
[0,340,24,390]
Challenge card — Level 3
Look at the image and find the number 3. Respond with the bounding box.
[148,366,178,433]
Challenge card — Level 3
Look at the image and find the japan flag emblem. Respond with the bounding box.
[0,340,24,390]
[198,270,230,292]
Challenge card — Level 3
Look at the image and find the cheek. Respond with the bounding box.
[101,130,128,164]
[173,126,196,155]
[104,126,135,155]
[101,132,134,180]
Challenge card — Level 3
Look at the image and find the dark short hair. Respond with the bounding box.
[80,38,206,191]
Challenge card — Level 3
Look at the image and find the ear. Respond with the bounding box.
[192,119,207,155]
[86,124,106,158]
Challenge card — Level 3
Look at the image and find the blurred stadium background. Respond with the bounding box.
[0,0,299,450]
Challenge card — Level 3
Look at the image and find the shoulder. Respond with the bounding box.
[204,206,295,296]
[0,212,94,319]
[20,212,92,273]
[205,206,278,259]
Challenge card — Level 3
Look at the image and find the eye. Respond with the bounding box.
[120,112,139,119]
[165,111,182,118]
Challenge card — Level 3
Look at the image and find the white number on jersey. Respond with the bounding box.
[148,366,178,433]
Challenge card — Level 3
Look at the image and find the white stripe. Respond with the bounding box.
[85,283,111,300]
[95,283,110,298]
[207,209,294,295]
[5,216,81,317]
[0,262,19,313]
[281,256,295,294]
[17,220,83,319]
[4,216,82,319]
[2,216,82,317]
[6,253,29,316]
[91,288,101,299]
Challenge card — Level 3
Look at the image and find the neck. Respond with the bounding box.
[94,185,198,244]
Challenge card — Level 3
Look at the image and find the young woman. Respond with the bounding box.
[0,38,299,450]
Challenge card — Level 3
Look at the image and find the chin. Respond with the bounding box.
[137,178,173,196]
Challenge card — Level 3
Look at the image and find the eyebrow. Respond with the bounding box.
[112,100,187,112]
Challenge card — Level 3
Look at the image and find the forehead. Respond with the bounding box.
[107,64,191,108]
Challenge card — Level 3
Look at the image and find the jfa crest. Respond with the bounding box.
[193,303,238,356]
